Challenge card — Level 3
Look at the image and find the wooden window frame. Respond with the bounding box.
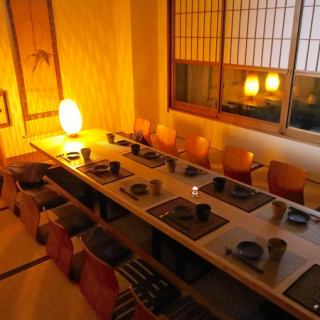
[169,0,320,146]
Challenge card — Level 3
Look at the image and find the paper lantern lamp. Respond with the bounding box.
[59,99,82,137]
[265,72,280,92]
[244,74,260,97]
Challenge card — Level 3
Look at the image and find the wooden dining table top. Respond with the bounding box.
[30,128,320,320]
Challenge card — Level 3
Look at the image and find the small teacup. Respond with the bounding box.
[106,133,115,144]
[149,179,162,196]
[80,148,91,161]
[272,200,287,219]
[268,238,287,261]
[196,203,211,221]
[131,143,140,155]
[213,177,226,192]
[109,161,120,174]
[165,158,176,173]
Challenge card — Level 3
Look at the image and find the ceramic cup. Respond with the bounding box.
[131,143,140,155]
[268,237,287,261]
[196,203,211,221]
[165,158,177,173]
[213,177,226,192]
[109,161,120,174]
[149,179,162,196]
[80,147,91,161]
[271,200,287,219]
[106,133,115,144]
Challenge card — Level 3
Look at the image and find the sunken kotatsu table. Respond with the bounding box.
[31,128,320,319]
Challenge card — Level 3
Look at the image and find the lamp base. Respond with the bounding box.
[68,133,78,138]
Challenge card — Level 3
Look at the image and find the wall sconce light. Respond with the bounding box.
[59,99,82,137]
[244,74,259,98]
[265,72,280,92]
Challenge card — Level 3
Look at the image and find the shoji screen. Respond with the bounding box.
[224,0,296,69]
[296,0,320,72]
[174,0,223,63]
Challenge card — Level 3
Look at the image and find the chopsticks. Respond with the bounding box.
[119,187,138,201]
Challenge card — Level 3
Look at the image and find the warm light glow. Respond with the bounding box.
[265,72,280,92]
[59,99,82,137]
[244,74,259,97]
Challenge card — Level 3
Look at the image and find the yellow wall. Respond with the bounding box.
[0,0,135,158]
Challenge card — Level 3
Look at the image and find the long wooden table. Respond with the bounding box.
[31,128,320,319]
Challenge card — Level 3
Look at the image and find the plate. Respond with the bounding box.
[117,140,130,146]
[170,205,194,219]
[184,166,199,176]
[236,241,264,260]
[130,183,149,195]
[91,164,109,174]
[143,151,160,159]
[287,209,310,224]
[232,185,252,199]
[66,151,80,160]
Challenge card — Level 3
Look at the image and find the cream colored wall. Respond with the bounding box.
[0,0,135,158]
[131,0,320,182]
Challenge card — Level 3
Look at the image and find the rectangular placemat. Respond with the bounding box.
[256,207,320,245]
[204,227,306,287]
[147,197,228,241]
[199,180,274,212]
[284,264,320,316]
[108,177,176,209]
[157,161,215,187]
[123,148,167,168]
[76,160,133,185]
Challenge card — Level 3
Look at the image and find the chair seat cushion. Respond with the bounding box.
[28,184,66,210]
[117,259,180,313]
[7,162,51,183]
[82,226,131,267]
[52,203,95,236]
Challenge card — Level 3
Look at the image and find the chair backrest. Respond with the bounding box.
[156,124,178,156]
[46,213,74,277]
[185,135,211,169]
[222,145,253,185]
[79,238,119,320]
[268,160,307,205]
[0,167,19,211]
[134,118,152,146]
[18,188,41,239]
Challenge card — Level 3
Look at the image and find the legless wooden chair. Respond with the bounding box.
[185,135,211,169]
[268,160,307,205]
[0,167,18,211]
[222,145,253,185]
[46,213,87,282]
[156,124,178,156]
[134,118,152,146]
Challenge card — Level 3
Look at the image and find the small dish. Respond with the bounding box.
[66,151,80,160]
[91,164,109,175]
[116,140,130,146]
[184,166,199,176]
[130,183,149,195]
[170,205,194,219]
[287,208,310,224]
[143,151,160,159]
[236,241,264,260]
[232,185,251,199]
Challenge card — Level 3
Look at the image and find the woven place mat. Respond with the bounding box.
[204,226,306,287]
[284,264,320,316]
[199,179,274,212]
[109,177,176,209]
[256,207,320,246]
[147,197,229,241]
[123,148,167,168]
[157,161,215,186]
[76,159,133,185]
